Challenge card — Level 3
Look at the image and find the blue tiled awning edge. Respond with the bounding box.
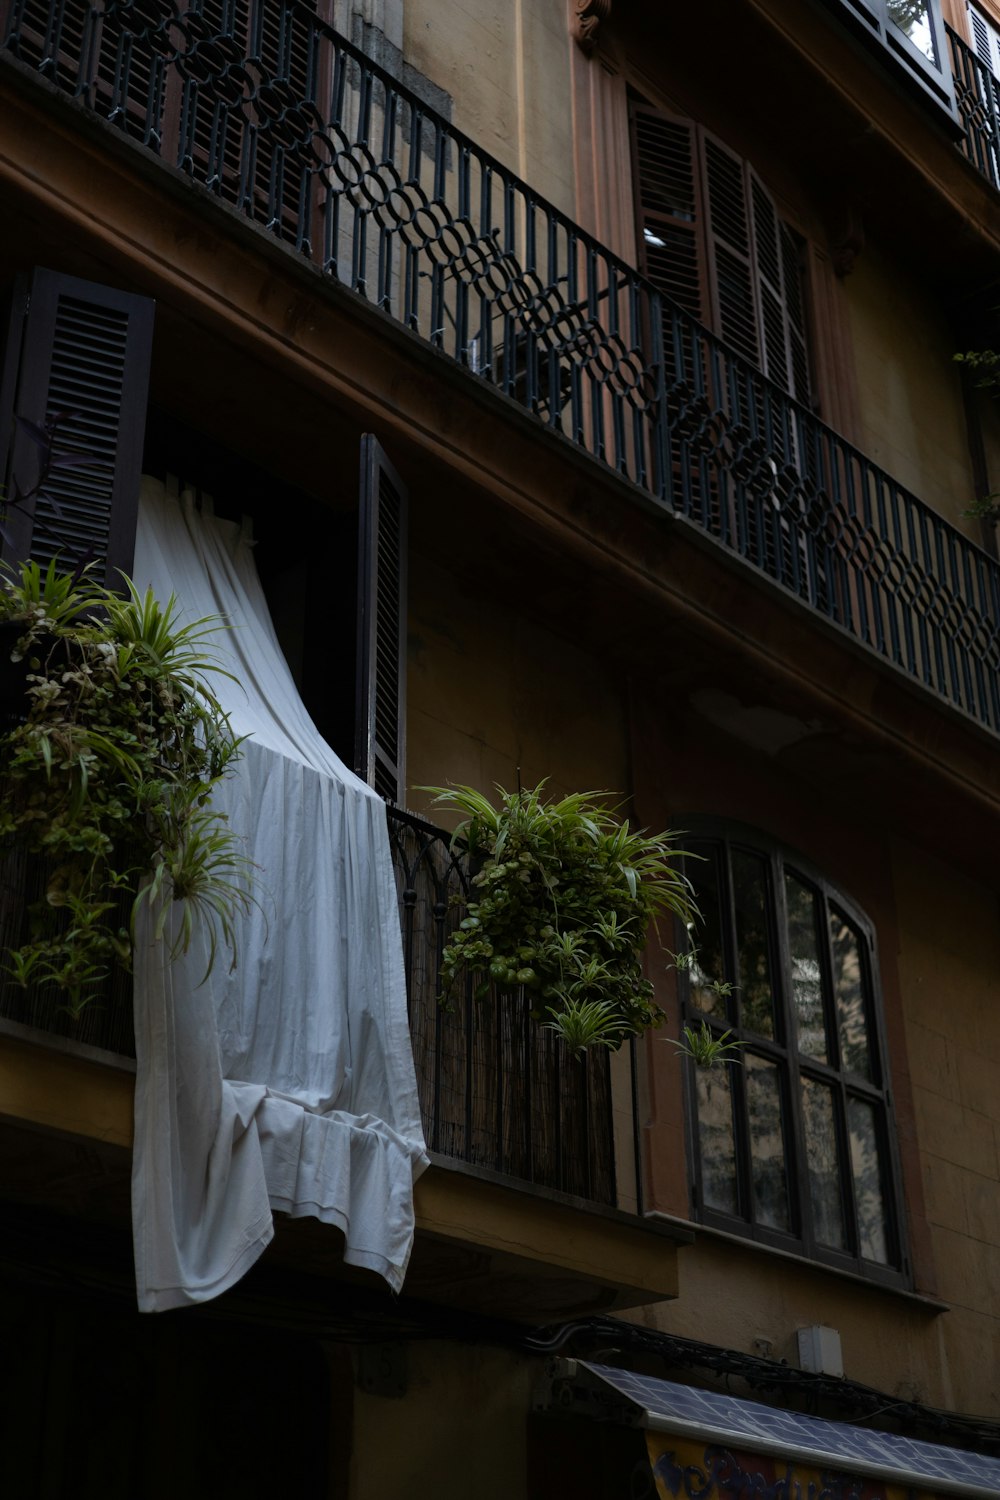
[581,1363,1000,1500]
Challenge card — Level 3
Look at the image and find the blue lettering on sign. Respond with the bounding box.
[652,1446,872,1500]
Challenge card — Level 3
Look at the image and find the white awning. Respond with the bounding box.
[550,1362,1000,1499]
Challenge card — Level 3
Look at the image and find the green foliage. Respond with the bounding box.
[422,781,697,1056]
[0,559,254,1015]
[671,1018,745,1069]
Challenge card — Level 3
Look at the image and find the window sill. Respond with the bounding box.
[643,1209,948,1313]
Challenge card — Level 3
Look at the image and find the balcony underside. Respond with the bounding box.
[0,1030,687,1321]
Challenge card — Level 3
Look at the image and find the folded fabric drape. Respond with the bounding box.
[131,477,428,1313]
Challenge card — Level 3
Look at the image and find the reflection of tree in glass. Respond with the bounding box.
[886,0,936,60]
[686,845,728,1018]
[732,850,775,1038]
[697,1065,739,1214]
[830,913,871,1078]
[746,1055,790,1230]
[784,874,827,1060]
[887,0,929,31]
[802,1077,846,1250]
[849,1097,889,1262]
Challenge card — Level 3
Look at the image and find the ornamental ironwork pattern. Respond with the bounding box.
[2,0,1000,732]
[949,23,1000,187]
[387,806,620,1206]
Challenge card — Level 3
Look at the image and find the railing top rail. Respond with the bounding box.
[274,0,645,290]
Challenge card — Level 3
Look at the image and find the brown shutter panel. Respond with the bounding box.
[355,435,408,805]
[780,223,812,405]
[0,268,155,584]
[702,133,761,368]
[629,103,708,323]
[747,169,789,390]
[747,168,812,404]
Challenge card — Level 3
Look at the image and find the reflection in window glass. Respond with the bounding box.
[696,1064,739,1215]
[687,844,728,1019]
[830,912,871,1078]
[849,1097,890,1263]
[802,1078,847,1250]
[887,0,937,62]
[732,849,775,1037]
[746,1055,791,1231]
[784,873,827,1061]
[683,833,902,1280]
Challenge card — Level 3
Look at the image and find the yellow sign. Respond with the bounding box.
[646,1433,939,1500]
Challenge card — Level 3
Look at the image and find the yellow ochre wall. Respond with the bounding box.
[405,555,630,819]
[845,245,980,537]
[404,0,576,217]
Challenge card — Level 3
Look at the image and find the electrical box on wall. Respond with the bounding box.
[797,1325,845,1378]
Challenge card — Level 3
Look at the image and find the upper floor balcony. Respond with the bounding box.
[0,0,998,747]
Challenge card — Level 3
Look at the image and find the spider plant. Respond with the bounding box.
[0,558,253,1015]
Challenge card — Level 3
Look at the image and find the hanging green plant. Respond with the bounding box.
[0,557,254,1016]
[422,781,697,1056]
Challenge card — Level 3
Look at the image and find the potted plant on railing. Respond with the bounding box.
[0,555,253,1017]
[423,780,698,1056]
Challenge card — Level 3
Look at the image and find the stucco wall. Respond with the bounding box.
[404,0,576,217]
[892,836,1000,1415]
[350,1341,533,1499]
[845,244,978,536]
[406,555,630,818]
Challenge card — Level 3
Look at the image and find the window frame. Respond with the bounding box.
[819,0,960,121]
[679,823,911,1290]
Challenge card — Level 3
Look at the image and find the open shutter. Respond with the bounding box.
[629,104,708,323]
[968,3,1000,72]
[355,435,407,805]
[702,133,761,368]
[0,268,155,584]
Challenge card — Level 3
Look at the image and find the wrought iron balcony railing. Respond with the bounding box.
[0,804,629,1211]
[949,23,1000,188]
[2,0,999,734]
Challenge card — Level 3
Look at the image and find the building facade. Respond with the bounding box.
[1,0,1000,1495]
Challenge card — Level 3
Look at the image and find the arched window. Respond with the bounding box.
[680,829,908,1286]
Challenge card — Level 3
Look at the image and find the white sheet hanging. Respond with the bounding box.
[130,477,428,1313]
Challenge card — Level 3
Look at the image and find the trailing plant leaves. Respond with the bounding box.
[0,559,253,1014]
[422,781,697,1053]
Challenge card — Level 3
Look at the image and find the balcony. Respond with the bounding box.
[0,805,638,1217]
[1,0,997,738]
[949,24,1000,189]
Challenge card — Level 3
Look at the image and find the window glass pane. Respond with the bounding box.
[732,849,775,1037]
[696,1064,739,1215]
[887,0,938,63]
[849,1097,890,1263]
[746,1054,791,1231]
[686,843,728,1018]
[830,911,872,1079]
[784,872,828,1062]
[801,1077,847,1250]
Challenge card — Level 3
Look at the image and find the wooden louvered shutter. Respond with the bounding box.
[0,268,154,584]
[968,3,1000,72]
[746,170,811,404]
[355,435,407,805]
[702,133,761,368]
[630,104,708,322]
